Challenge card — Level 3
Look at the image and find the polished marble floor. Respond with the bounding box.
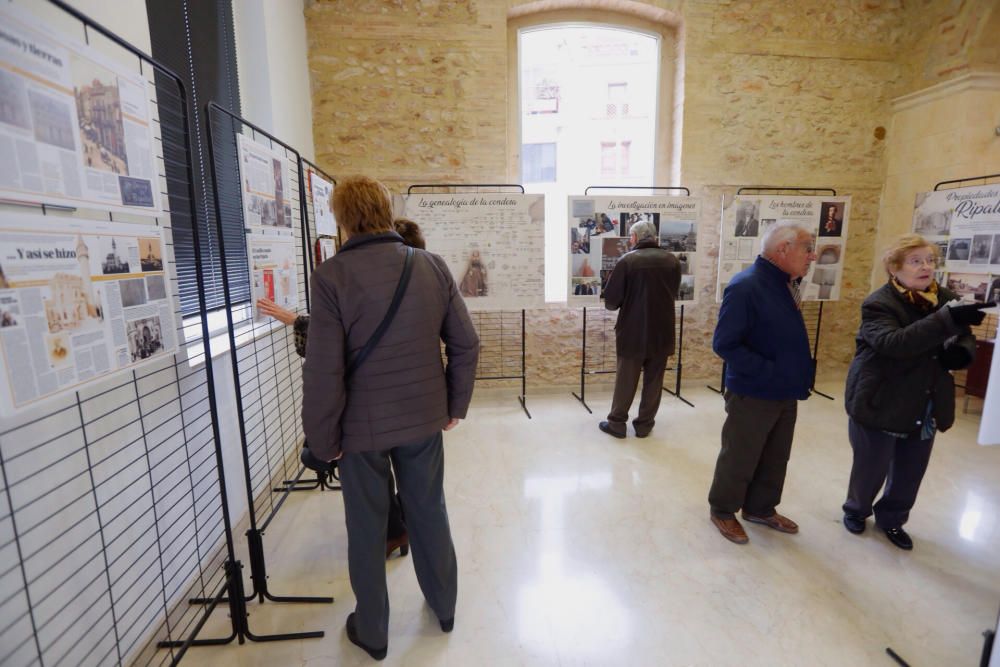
[175,382,1000,666]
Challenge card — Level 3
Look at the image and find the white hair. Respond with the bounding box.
[630,220,657,243]
[761,220,813,255]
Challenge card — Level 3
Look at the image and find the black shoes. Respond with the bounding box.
[598,421,626,439]
[440,616,454,633]
[883,526,913,550]
[843,515,865,534]
[346,613,387,661]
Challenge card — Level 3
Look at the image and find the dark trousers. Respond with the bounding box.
[708,392,798,519]
[338,432,457,649]
[607,354,668,435]
[842,418,934,529]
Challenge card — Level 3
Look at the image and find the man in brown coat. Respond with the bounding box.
[301,175,479,660]
[599,220,681,439]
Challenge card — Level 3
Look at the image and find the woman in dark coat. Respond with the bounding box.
[256,217,426,561]
[842,234,989,550]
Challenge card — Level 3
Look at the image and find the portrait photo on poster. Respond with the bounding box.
[818,202,844,237]
[734,199,760,237]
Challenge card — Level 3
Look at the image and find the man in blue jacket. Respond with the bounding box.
[708,221,817,544]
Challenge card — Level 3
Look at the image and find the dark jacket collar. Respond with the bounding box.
[339,231,404,253]
[755,254,793,283]
[634,238,660,250]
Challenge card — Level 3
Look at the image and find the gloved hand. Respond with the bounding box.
[948,302,994,327]
[301,446,337,476]
[940,334,976,371]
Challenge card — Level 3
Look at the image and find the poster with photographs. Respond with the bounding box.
[0,213,177,415]
[309,170,336,237]
[248,235,299,319]
[912,185,1000,304]
[567,195,701,304]
[0,5,162,214]
[237,133,294,234]
[716,195,852,302]
[403,193,545,311]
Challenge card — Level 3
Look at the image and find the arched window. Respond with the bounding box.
[509,6,683,301]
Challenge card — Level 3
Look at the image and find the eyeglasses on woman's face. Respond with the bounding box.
[904,255,937,268]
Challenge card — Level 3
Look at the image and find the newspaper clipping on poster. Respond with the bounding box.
[912,185,1000,304]
[248,234,299,319]
[0,213,177,415]
[717,195,852,302]
[403,193,545,311]
[318,238,336,263]
[309,170,336,237]
[0,5,161,214]
[237,134,294,234]
[567,195,701,304]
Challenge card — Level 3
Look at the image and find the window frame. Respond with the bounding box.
[507,10,682,302]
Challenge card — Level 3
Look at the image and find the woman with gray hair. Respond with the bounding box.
[842,233,989,550]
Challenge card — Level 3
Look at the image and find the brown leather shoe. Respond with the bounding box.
[710,514,749,544]
[386,533,409,559]
[742,511,798,534]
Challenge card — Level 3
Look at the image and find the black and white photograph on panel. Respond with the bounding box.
[145,274,166,301]
[970,234,992,265]
[733,199,760,237]
[119,278,147,308]
[948,237,971,261]
[126,315,165,361]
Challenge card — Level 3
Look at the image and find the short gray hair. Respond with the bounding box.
[761,220,812,255]
[630,221,657,243]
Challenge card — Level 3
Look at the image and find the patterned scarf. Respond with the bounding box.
[891,276,938,312]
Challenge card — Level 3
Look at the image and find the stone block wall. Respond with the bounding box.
[304,0,992,389]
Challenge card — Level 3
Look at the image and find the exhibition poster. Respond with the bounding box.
[0,5,162,214]
[567,195,701,304]
[309,170,336,237]
[236,133,294,234]
[403,193,545,311]
[717,195,852,301]
[0,213,177,415]
[318,238,336,263]
[912,185,1000,303]
[248,234,299,319]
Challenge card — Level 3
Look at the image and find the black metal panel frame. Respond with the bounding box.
[201,102,333,627]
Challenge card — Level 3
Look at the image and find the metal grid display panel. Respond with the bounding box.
[471,311,526,381]
[205,106,309,528]
[582,308,619,376]
[0,2,231,665]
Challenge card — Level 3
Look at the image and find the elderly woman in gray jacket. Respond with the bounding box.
[301,175,479,660]
[842,234,989,550]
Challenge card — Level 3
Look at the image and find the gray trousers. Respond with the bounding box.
[708,392,798,519]
[606,354,668,435]
[338,431,457,649]
[842,418,934,529]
